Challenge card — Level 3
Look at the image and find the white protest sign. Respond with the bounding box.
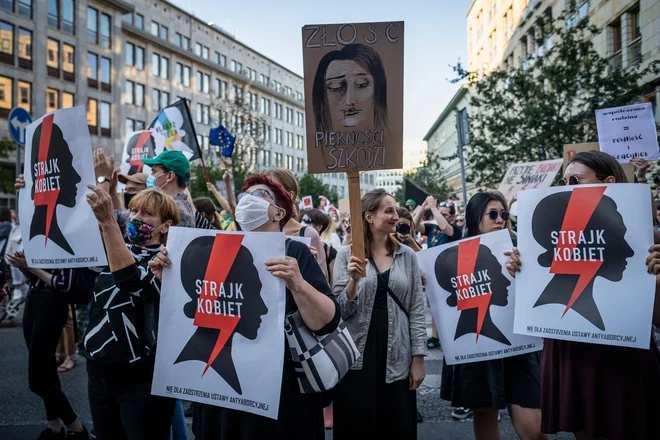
[596,103,660,163]
[302,196,313,210]
[514,184,655,349]
[497,158,563,201]
[19,107,107,268]
[152,228,286,419]
[417,229,542,365]
[288,236,312,246]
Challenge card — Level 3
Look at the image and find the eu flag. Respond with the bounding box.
[209,125,236,158]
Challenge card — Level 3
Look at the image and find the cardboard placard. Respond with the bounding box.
[302,195,313,210]
[562,143,635,182]
[497,159,563,200]
[338,198,350,214]
[417,229,542,365]
[301,22,404,174]
[595,103,660,163]
[513,184,655,349]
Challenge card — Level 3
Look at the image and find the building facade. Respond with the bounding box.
[0,0,374,207]
[376,139,427,196]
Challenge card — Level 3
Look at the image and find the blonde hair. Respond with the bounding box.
[322,215,338,243]
[128,189,181,226]
[268,169,300,219]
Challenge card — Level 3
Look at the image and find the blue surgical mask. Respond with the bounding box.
[146,173,167,190]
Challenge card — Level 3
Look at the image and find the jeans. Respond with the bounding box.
[170,400,188,440]
[88,367,176,440]
[22,288,77,425]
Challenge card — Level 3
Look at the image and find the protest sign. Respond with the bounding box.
[497,158,563,200]
[288,235,312,246]
[19,107,107,268]
[120,130,156,179]
[301,22,404,174]
[302,195,313,210]
[596,103,660,163]
[563,142,636,182]
[417,229,542,365]
[338,198,350,214]
[514,184,655,349]
[152,228,286,419]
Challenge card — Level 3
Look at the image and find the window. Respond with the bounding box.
[62,44,74,82]
[135,83,144,107]
[46,88,59,113]
[125,81,133,104]
[87,7,97,44]
[136,47,144,70]
[100,13,111,48]
[296,135,304,149]
[259,74,265,84]
[176,63,182,84]
[62,0,74,34]
[17,81,30,113]
[195,43,202,57]
[261,97,270,115]
[62,92,73,108]
[160,57,169,79]
[100,102,110,136]
[265,125,271,142]
[87,98,97,131]
[220,54,226,67]
[100,57,110,91]
[183,36,189,51]
[262,150,271,166]
[123,12,132,25]
[48,0,58,28]
[151,21,158,37]
[152,89,160,111]
[296,158,304,172]
[286,155,293,170]
[18,0,31,19]
[160,25,167,41]
[183,66,190,87]
[286,132,293,147]
[275,103,282,119]
[0,75,11,117]
[0,21,13,65]
[203,74,210,94]
[126,118,134,134]
[275,153,283,167]
[203,105,209,125]
[202,46,209,60]
[275,128,283,144]
[152,53,160,76]
[175,33,182,47]
[196,71,202,92]
[236,62,242,74]
[230,60,236,72]
[286,108,293,124]
[125,43,134,66]
[214,51,220,64]
[297,111,304,127]
[161,91,169,109]
[135,14,143,30]
[18,28,31,70]
[87,52,97,87]
[629,10,641,65]
[0,0,11,12]
[47,38,59,77]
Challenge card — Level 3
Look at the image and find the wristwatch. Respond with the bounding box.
[97,176,110,184]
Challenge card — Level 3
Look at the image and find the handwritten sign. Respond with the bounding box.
[563,142,635,182]
[497,158,563,200]
[595,103,660,163]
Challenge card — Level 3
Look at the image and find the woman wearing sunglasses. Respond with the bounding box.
[441,191,546,440]
[507,151,660,440]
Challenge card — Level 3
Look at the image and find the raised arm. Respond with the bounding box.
[206,181,233,216]
[427,196,454,237]
[413,200,428,235]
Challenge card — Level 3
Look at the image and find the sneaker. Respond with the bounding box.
[451,407,473,420]
[37,428,65,440]
[65,427,89,440]
[427,337,441,349]
[416,410,423,423]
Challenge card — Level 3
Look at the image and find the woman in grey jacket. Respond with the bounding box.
[332,189,427,439]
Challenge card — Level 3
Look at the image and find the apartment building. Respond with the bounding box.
[376,139,427,196]
[0,0,371,206]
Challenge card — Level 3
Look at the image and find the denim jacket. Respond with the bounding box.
[332,244,427,383]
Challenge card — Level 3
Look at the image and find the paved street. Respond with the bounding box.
[0,309,574,440]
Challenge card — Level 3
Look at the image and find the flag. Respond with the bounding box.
[149,99,202,161]
[404,178,430,207]
[209,125,236,158]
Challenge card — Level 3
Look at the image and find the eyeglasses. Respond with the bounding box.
[487,210,510,221]
[456,218,465,222]
[558,175,580,186]
[238,189,280,207]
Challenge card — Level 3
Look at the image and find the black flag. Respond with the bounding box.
[404,178,430,207]
[149,99,203,161]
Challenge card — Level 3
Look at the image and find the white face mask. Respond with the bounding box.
[235,194,273,231]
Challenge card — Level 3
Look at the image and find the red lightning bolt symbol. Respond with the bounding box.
[129,131,152,173]
[33,114,59,245]
[193,234,244,376]
[456,238,491,342]
[549,186,606,317]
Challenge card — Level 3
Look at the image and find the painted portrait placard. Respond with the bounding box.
[152,228,286,419]
[19,107,108,268]
[514,184,655,349]
[417,229,542,365]
[301,22,404,174]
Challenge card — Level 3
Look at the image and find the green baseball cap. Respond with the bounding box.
[142,150,191,181]
[405,199,416,208]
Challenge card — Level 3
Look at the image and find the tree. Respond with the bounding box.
[393,151,455,204]
[0,138,19,196]
[453,12,659,189]
[298,174,339,207]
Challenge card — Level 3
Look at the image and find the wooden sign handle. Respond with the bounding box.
[347,170,366,279]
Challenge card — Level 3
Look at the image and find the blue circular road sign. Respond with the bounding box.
[8,107,32,146]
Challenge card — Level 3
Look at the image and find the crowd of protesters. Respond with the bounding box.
[2,149,660,440]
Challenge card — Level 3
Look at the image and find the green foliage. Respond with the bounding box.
[0,138,15,158]
[393,151,454,204]
[298,174,339,207]
[453,12,659,189]
[189,164,226,200]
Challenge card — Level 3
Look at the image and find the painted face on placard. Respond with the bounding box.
[29,114,81,255]
[177,234,267,395]
[532,187,634,330]
[325,59,375,129]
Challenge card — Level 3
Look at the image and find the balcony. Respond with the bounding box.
[609,51,622,70]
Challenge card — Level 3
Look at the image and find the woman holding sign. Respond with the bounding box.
[507,151,660,440]
[332,189,427,439]
[150,174,340,440]
[441,191,546,440]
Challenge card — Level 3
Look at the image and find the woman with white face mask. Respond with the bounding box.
[149,174,340,440]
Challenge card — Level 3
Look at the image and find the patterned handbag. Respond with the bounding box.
[284,310,360,394]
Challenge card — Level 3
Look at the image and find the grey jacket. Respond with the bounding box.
[332,244,427,383]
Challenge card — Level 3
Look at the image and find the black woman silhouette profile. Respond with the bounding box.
[435,239,512,346]
[124,131,156,175]
[177,234,267,395]
[532,187,634,331]
[30,113,81,255]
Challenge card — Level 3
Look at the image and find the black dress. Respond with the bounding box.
[192,240,340,440]
[333,270,417,440]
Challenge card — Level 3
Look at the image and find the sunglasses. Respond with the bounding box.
[558,175,580,186]
[487,210,510,221]
[439,201,454,207]
[238,189,280,207]
[456,218,465,222]
[302,217,313,225]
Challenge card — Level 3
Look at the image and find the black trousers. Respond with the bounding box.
[22,288,77,425]
[87,365,176,440]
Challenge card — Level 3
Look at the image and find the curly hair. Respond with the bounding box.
[242,174,293,230]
